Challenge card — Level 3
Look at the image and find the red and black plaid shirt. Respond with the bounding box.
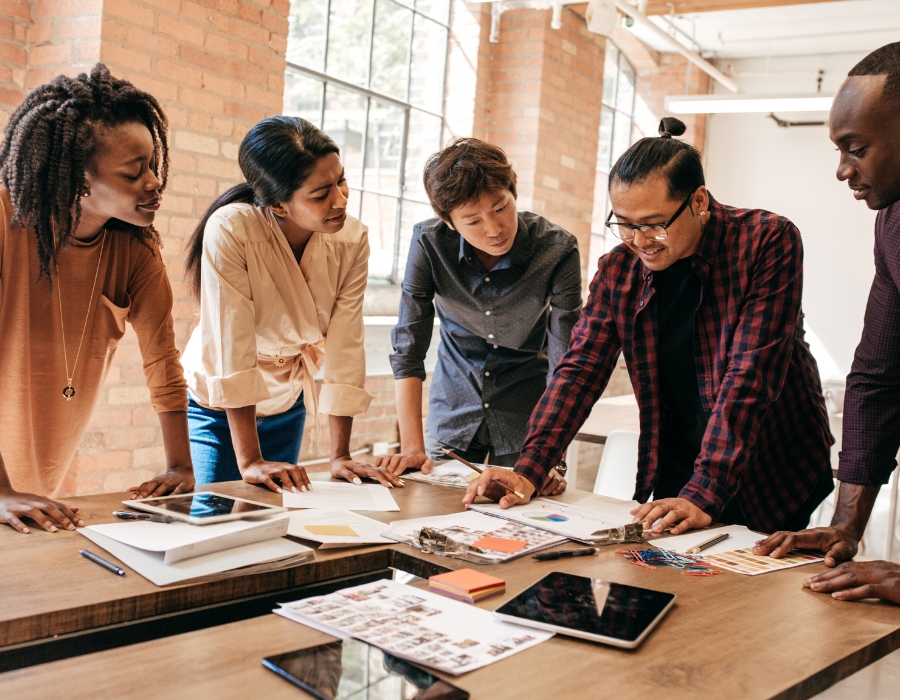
[515,195,834,532]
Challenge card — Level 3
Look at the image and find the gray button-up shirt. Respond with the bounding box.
[390,212,582,455]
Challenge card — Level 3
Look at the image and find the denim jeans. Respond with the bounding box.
[188,394,307,484]
[425,420,519,467]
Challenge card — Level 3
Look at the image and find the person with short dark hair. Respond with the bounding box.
[756,42,900,604]
[0,64,195,534]
[182,117,402,492]
[465,118,835,537]
[377,138,580,492]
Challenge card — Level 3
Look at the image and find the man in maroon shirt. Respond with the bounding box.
[464,118,834,537]
[756,43,900,604]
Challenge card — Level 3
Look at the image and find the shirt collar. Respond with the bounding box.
[457,214,532,270]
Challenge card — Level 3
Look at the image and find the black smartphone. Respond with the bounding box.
[262,638,470,700]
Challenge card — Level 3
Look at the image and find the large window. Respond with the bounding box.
[285,0,450,283]
[589,42,637,268]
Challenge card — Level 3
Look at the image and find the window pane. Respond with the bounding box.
[416,0,450,24]
[612,113,632,164]
[363,100,405,193]
[371,0,413,99]
[396,199,437,282]
[409,14,447,113]
[596,106,614,173]
[283,69,323,126]
[326,0,373,87]
[616,56,636,113]
[287,0,326,71]
[403,109,442,201]
[347,188,362,219]
[601,43,619,106]
[323,86,368,190]
[360,192,399,281]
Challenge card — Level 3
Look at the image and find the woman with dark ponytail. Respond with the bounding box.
[0,64,194,534]
[466,117,835,539]
[182,117,401,491]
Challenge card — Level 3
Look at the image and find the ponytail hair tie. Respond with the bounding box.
[660,132,673,138]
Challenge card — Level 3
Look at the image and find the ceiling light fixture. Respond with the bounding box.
[665,93,834,114]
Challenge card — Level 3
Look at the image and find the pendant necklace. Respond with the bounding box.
[57,230,107,401]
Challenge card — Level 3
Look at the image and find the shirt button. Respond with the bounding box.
[488,334,494,338]
[485,371,490,376]
[485,311,491,316]
[493,344,498,349]
[484,403,489,408]
[485,277,490,282]
[639,300,644,307]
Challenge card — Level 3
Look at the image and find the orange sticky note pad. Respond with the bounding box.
[429,567,506,594]
[471,535,528,554]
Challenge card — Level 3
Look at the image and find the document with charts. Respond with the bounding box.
[276,580,552,676]
[469,497,633,544]
[404,462,512,489]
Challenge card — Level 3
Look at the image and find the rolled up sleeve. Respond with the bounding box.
[197,212,270,409]
[319,230,374,416]
[390,230,435,381]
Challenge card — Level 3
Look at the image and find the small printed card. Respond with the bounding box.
[471,535,528,554]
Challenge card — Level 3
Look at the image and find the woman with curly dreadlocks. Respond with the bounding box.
[0,64,194,535]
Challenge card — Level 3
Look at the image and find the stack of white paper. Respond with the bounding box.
[276,580,552,676]
[287,510,394,548]
[283,481,400,511]
[79,515,314,586]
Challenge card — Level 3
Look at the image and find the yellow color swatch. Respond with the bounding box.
[305,525,359,537]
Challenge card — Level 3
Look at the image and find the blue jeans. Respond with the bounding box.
[188,394,307,484]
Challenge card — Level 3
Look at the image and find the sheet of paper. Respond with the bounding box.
[282,481,399,512]
[469,497,632,544]
[649,525,764,556]
[403,461,512,489]
[652,525,825,576]
[386,510,564,563]
[79,529,313,586]
[287,510,394,548]
[84,515,290,564]
[276,579,552,676]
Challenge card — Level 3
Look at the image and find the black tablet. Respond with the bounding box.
[493,571,676,649]
[263,639,469,700]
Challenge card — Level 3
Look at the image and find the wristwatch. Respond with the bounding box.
[553,459,567,478]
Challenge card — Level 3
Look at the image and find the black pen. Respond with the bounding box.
[113,510,173,524]
[532,547,599,561]
[80,549,126,576]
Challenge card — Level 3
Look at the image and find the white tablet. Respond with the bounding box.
[122,492,286,525]
[493,572,676,649]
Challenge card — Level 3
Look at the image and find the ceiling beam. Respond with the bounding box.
[641,0,844,14]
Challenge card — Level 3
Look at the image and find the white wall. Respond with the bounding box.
[704,52,877,378]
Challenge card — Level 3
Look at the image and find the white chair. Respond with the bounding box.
[593,430,640,501]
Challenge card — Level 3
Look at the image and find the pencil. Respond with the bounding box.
[687,532,730,554]
[441,448,526,499]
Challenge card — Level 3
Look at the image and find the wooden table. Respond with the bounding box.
[0,475,464,669]
[3,509,900,700]
[567,393,640,488]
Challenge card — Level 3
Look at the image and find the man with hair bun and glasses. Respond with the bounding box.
[377,138,580,496]
[466,118,835,538]
[756,43,900,604]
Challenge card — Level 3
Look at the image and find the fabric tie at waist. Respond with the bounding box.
[295,341,326,455]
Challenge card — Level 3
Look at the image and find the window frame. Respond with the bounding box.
[284,0,451,284]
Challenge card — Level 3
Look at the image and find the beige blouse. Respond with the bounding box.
[181,202,373,419]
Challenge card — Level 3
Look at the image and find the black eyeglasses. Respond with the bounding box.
[604,191,696,243]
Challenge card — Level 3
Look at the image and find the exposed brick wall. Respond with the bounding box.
[60,0,292,495]
[486,7,605,286]
[0,1,30,129]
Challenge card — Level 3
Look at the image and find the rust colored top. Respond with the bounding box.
[0,189,187,497]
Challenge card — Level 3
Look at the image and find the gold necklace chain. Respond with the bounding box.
[57,229,107,401]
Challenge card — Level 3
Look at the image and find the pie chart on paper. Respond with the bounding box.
[526,512,569,523]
